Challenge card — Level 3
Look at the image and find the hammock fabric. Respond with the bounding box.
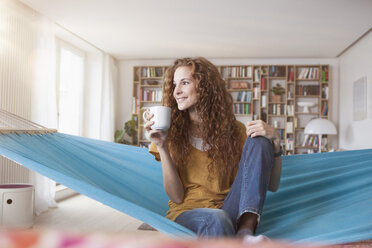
[0,133,371,244]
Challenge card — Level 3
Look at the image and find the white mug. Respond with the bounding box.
[143,106,171,131]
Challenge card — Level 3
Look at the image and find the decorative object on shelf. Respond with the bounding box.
[304,118,337,153]
[231,81,249,89]
[272,83,285,103]
[114,117,138,145]
[297,102,316,113]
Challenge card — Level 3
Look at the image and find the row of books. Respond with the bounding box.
[234,91,252,102]
[254,69,261,82]
[321,68,329,82]
[229,66,253,78]
[287,105,295,116]
[286,138,294,150]
[321,104,328,116]
[288,69,295,81]
[271,104,286,115]
[302,134,319,147]
[297,68,319,80]
[141,67,163,78]
[297,85,320,96]
[286,122,294,133]
[140,89,162,101]
[269,66,286,77]
[233,103,252,114]
[132,97,139,114]
[322,86,329,99]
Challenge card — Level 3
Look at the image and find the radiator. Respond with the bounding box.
[0,158,30,184]
[0,0,36,185]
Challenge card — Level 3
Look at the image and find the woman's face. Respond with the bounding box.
[173,66,199,111]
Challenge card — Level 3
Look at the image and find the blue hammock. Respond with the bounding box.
[0,133,371,244]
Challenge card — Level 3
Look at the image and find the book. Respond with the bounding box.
[286,122,293,133]
[261,77,266,90]
[287,105,294,116]
[253,87,259,99]
[261,95,267,108]
[288,70,294,81]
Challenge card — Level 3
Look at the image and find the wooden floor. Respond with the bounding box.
[34,194,163,237]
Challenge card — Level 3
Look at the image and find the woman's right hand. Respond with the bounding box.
[144,111,168,149]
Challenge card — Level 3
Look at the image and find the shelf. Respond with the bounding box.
[234,101,252,104]
[295,95,320,98]
[140,85,162,88]
[140,77,163,80]
[295,146,318,149]
[295,112,319,115]
[228,89,251,92]
[226,77,252,80]
[139,101,162,104]
[296,78,319,81]
[268,115,286,117]
[268,76,286,79]
[269,102,286,104]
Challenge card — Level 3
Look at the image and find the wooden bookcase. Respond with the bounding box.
[131,64,330,154]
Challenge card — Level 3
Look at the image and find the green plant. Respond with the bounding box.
[272,83,285,95]
[114,118,138,145]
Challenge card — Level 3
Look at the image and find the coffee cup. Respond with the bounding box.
[143,106,171,131]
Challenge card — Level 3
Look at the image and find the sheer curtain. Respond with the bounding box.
[0,0,118,214]
[0,0,57,214]
[99,54,118,142]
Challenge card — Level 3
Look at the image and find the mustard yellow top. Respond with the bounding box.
[149,121,247,221]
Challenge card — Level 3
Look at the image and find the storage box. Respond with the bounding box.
[231,81,249,89]
[0,184,34,228]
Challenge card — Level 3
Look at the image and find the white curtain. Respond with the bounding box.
[0,0,57,214]
[0,0,119,214]
[99,54,118,142]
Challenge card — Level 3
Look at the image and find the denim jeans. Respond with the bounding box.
[174,137,274,237]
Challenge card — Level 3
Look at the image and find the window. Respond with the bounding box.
[56,41,85,135]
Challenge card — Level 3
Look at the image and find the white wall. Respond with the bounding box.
[118,58,339,149]
[339,31,372,150]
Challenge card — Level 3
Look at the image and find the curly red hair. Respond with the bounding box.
[163,57,242,180]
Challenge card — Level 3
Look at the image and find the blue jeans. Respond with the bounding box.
[175,137,274,237]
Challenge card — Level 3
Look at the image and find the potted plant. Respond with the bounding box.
[272,83,285,103]
[114,117,138,145]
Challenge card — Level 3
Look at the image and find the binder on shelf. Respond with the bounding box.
[261,95,267,108]
[254,87,260,99]
[261,77,266,90]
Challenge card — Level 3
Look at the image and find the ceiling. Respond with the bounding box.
[20,0,372,60]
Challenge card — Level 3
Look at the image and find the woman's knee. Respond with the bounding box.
[243,136,274,155]
[203,209,235,236]
[175,208,235,237]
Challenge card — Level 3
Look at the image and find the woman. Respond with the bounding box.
[144,57,282,241]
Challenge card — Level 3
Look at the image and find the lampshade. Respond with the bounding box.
[304,118,337,135]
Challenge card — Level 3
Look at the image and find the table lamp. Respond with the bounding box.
[304,118,337,153]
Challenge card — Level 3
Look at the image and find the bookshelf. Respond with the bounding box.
[132,66,169,146]
[131,64,330,154]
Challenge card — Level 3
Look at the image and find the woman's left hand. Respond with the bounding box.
[246,120,281,153]
[246,120,279,140]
